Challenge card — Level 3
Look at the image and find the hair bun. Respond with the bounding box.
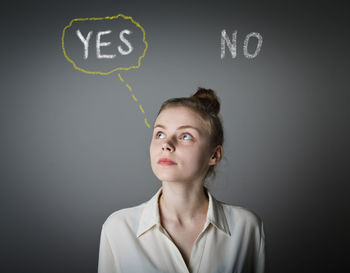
[191,87,220,115]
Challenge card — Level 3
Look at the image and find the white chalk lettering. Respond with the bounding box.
[76,30,93,59]
[221,30,263,59]
[221,29,237,59]
[243,32,263,59]
[96,30,116,59]
[118,29,133,55]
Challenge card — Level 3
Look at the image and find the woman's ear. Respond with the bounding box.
[208,145,223,166]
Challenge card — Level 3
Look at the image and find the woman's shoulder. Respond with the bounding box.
[219,200,263,228]
[102,201,148,231]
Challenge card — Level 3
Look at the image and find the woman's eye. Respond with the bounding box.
[181,133,192,141]
[156,132,165,139]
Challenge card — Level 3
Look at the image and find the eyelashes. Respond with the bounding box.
[154,131,193,141]
[155,132,165,139]
[181,133,193,140]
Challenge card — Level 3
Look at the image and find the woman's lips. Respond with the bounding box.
[158,158,177,165]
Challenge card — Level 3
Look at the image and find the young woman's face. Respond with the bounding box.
[150,106,215,184]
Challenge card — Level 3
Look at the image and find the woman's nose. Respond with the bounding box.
[161,142,174,152]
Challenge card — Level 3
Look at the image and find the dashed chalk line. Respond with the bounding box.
[118,73,124,82]
[118,73,150,128]
[126,84,132,92]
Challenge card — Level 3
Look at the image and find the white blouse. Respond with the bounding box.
[98,187,266,273]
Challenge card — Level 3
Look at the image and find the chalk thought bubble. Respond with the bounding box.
[62,14,148,75]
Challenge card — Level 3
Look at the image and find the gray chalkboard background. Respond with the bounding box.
[1,0,349,272]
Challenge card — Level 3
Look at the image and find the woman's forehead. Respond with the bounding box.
[155,106,210,132]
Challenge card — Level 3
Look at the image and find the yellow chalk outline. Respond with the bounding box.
[118,73,124,82]
[118,74,150,128]
[131,94,138,102]
[126,83,132,92]
[144,118,150,128]
[62,14,148,75]
[139,104,145,114]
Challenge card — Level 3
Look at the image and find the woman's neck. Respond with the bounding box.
[158,181,209,225]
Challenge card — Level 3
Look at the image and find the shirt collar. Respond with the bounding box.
[136,186,231,238]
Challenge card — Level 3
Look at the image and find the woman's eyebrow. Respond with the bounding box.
[153,124,201,133]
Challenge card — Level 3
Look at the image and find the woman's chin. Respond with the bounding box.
[155,172,185,183]
[156,174,178,182]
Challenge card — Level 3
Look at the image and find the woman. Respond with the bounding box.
[98,88,266,273]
